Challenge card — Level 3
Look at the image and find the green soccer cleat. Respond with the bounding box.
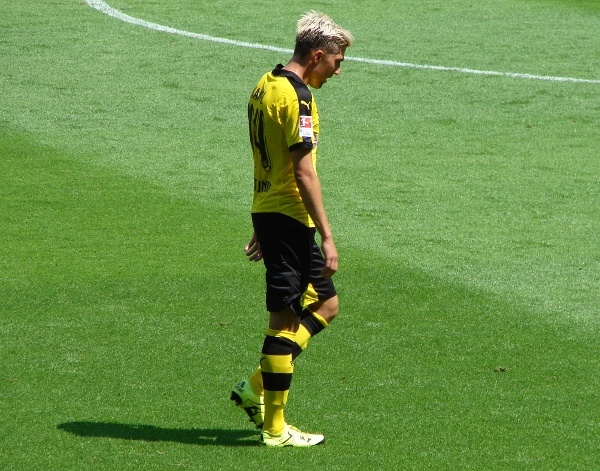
[260,424,325,447]
[230,380,264,429]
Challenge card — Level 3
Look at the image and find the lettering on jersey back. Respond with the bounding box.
[251,86,266,104]
[254,179,272,193]
[248,103,271,172]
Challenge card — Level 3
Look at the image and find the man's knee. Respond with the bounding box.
[310,295,339,323]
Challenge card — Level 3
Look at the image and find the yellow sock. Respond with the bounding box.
[260,331,295,435]
[292,311,329,359]
[295,324,311,351]
[263,391,288,434]
[248,367,263,395]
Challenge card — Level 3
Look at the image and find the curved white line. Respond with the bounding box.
[85,0,292,54]
[85,0,600,84]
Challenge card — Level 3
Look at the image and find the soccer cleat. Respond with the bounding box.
[230,380,264,429]
[260,424,325,447]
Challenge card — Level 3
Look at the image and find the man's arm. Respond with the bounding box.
[290,147,338,277]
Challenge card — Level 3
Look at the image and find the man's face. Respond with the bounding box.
[308,46,347,89]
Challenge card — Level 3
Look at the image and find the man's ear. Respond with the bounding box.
[314,49,324,61]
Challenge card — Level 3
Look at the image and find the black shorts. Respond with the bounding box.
[252,212,337,316]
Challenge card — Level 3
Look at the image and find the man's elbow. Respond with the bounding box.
[294,168,315,187]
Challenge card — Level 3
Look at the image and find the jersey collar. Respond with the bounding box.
[272,64,305,85]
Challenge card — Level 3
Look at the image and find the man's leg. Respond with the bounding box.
[244,293,339,399]
[293,294,338,357]
[233,213,325,444]
[260,308,298,434]
[256,308,325,446]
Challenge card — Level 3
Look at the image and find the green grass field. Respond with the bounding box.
[1,1,599,469]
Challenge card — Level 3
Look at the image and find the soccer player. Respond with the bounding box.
[230,11,353,447]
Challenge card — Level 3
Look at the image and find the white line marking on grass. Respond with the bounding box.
[85,0,292,54]
[85,0,600,84]
[349,57,600,84]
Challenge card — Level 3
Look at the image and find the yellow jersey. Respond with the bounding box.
[248,64,320,227]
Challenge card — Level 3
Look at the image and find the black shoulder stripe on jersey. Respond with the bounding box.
[286,77,313,117]
[272,64,315,151]
[272,64,313,116]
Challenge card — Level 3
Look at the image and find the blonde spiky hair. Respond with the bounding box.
[294,11,354,56]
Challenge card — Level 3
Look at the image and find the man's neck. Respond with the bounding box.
[283,56,313,85]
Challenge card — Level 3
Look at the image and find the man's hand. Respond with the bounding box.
[244,233,263,262]
[320,236,338,277]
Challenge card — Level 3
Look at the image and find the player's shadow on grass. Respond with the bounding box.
[57,421,258,447]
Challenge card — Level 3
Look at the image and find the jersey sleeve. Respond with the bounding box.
[286,87,315,152]
[312,99,319,137]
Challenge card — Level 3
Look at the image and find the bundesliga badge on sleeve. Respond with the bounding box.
[299,116,313,139]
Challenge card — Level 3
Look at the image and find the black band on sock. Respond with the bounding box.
[262,371,293,391]
[261,335,295,355]
[300,310,326,336]
[291,344,303,360]
[261,336,294,392]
